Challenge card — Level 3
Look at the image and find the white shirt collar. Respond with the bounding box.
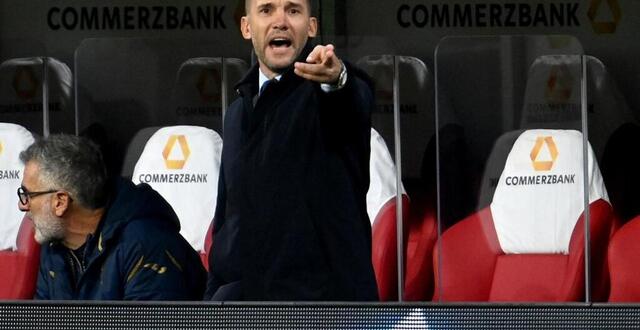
[258,69,282,94]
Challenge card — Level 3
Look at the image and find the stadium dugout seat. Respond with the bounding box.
[0,123,40,299]
[433,129,617,302]
[368,128,437,301]
[0,57,73,135]
[607,216,640,302]
[358,56,438,301]
[124,125,222,269]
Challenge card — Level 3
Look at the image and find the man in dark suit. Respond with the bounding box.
[206,0,378,301]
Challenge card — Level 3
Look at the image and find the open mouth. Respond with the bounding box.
[269,38,292,48]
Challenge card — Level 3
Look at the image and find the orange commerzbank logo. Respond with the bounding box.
[545,64,573,103]
[196,68,222,103]
[162,135,191,170]
[12,66,39,101]
[588,0,621,34]
[0,140,3,156]
[530,136,559,171]
[372,65,394,102]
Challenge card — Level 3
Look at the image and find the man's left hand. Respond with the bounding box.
[294,44,342,84]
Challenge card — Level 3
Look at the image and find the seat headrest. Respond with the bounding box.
[0,123,35,250]
[0,57,72,106]
[172,58,224,130]
[519,55,634,158]
[0,57,73,133]
[171,57,249,130]
[131,125,222,252]
[367,128,406,225]
[490,129,608,254]
[356,55,434,179]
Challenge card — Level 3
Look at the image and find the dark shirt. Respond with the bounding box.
[206,43,379,301]
[66,242,87,289]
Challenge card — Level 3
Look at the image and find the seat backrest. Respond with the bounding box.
[491,130,607,254]
[435,129,616,302]
[0,57,73,135]
[130,125,222,253]
[608,216,640,302]
[0,123,40,299]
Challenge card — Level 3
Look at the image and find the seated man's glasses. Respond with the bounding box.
[17,186,58,205]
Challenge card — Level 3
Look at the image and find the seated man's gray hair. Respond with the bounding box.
[20,134,108,210]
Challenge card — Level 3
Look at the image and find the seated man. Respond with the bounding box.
[18,134,206,300]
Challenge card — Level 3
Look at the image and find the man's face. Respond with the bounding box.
[241,0,317,77]
[19,161,65,244]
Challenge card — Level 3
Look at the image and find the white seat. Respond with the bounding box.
[130,125,222,252]
[367,128,406,225]
[0,123,35,250]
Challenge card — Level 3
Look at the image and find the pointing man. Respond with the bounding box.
[206,0,378,301]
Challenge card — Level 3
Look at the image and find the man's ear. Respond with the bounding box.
[241,16,252,40]
[53,192,71,217]
[308,17,318,38]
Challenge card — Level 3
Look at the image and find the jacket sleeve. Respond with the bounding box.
[319,61,374,134]
[120,230,206,300]
[317,60,373,203]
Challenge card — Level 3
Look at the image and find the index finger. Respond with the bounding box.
[306,45,325,64]
[306,44,336,66]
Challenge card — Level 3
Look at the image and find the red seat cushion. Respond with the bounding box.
[434,199,615,302]
[200,220,214,272]
[608,216,640,302]
[0,218,40,299]
[371,195,409,301]
[404,201,437,301]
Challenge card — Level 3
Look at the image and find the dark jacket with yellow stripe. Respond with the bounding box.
[35,179,206,300]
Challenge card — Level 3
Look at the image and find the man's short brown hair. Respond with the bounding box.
[243,0,316,16]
